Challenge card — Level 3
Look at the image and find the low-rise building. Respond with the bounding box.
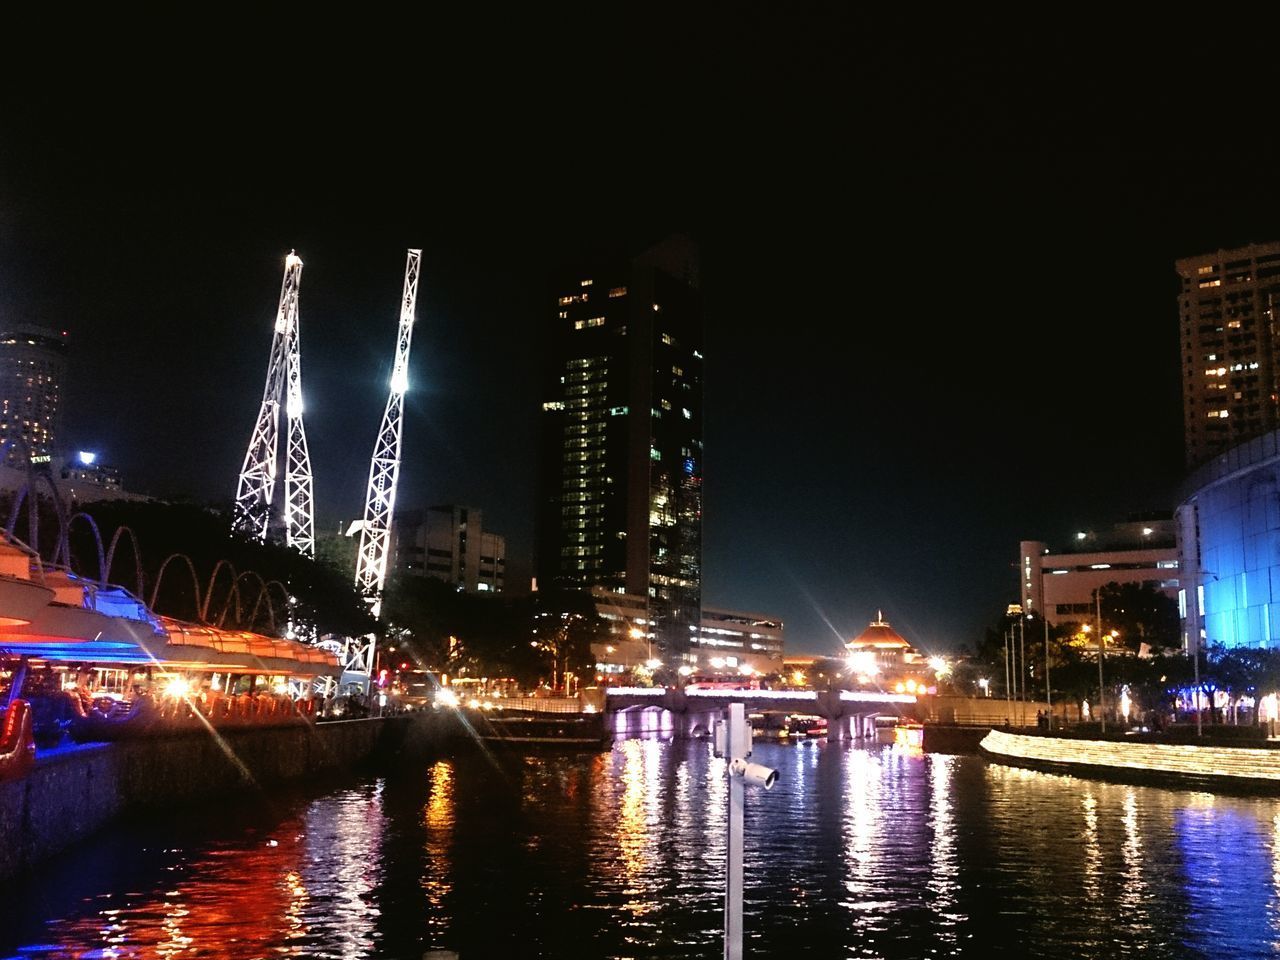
[588,587,784,683]
[391,505,505,594]
[1019,515,1180,625]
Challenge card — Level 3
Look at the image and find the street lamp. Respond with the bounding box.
[1028,612,1052,730]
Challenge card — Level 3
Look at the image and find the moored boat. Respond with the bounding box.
[468,708,610,748]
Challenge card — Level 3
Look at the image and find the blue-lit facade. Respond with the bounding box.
[1178,429,1280,650]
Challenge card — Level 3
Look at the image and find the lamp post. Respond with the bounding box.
[1095,589,1106,733]
[1042,614,1052,729]
[1004,628,1012,713]
[1018,614,1026,726]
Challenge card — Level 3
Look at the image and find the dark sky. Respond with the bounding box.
[2,14,1278,657]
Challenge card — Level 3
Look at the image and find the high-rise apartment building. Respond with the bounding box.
[392,505,505,593]
[0,326,68,465]
[536,235,703,661]
[1177,241,1280,468]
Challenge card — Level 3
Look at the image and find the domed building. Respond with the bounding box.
[845,612,932,693]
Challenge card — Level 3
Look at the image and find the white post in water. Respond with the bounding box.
[713,701,778,960]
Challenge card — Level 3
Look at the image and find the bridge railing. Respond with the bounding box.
[490,697,583,714]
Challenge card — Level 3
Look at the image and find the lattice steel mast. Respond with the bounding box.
[232,252,315,555]
[283,292,315,556]
[355,249,421,618]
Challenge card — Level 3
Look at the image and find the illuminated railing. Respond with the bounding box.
[982,729,1280,782]
[688,689,817,700]
[838,691,917,704]
[606,687,665,697]
[603,688,917,704]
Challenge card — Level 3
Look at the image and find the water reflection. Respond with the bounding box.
[12,739,1280,958]
[927,753,962,953]
[419,761,454,938]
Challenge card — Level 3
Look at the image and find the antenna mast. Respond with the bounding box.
[355,249,421,617]
[232,252,315,555]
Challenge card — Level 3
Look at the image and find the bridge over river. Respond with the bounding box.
[601,687,918,741]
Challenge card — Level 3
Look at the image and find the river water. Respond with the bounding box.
[6,734,1280,959]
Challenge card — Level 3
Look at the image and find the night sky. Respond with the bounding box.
[3,16,1278,657]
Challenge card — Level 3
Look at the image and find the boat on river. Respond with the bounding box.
[0,534,341,766]
[467,708,610,749]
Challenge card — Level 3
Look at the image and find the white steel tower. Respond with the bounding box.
[232,252,316,556]
[355,249,421,618]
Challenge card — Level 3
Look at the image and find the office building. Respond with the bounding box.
[1019,515,1179,626]
[392,505,505,593]
[536,235,703,659]
[588,586,784,681]
[0,326,68,465]
[1177,241,1280,468]
[1178,429,1280,651]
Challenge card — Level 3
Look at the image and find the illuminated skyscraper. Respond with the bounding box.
[1177,241,1280,468]
[0,326,68,464]
[535,235,703,661]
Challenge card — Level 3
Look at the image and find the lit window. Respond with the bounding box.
[1197,265,1215,275]
[661,333,673,345]
[650,448,661,461]
[1200,279,1222,288]
[672,366,683,376]
[609,287,627,298]
[573,317,605,330]
[661,399,672,411]
[682,408,692,419]
[580,279,593,287]
[542,401,565,412]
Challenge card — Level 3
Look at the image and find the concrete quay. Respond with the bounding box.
[0,713,452,882]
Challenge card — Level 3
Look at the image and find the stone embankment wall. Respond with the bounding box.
[0,715,445,881]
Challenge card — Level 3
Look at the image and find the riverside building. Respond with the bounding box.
[535,235,703,662]
[392,505,505,594]
[1177,240,1280,469]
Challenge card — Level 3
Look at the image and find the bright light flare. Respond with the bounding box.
[164,676,190,698]
[436,689,460,708]
[391,370,409,395]
[847,651,879,676]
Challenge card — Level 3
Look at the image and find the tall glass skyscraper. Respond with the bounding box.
[0,326,68,465]
[535,235,703,661]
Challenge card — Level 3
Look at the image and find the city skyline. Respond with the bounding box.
[5,47,1280,656]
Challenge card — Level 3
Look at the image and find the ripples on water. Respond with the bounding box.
[6,737,1280,958]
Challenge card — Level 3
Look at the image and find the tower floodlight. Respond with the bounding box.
[355,249,421,618]
[232,251,315,556]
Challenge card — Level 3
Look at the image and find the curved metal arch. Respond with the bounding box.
[29,467,70,567]
[104,525,146,599]
[62,511,106,585]
[201,559,240,623]
[149,553,204,619]
[243,578,291,636]
[219,569,268,629]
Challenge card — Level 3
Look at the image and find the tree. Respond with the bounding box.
[52,498,374,638]
[1098,582,1180,654]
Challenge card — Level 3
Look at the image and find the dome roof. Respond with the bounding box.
[846,611,910,650]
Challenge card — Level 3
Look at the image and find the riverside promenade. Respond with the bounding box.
[0,712,456,881]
